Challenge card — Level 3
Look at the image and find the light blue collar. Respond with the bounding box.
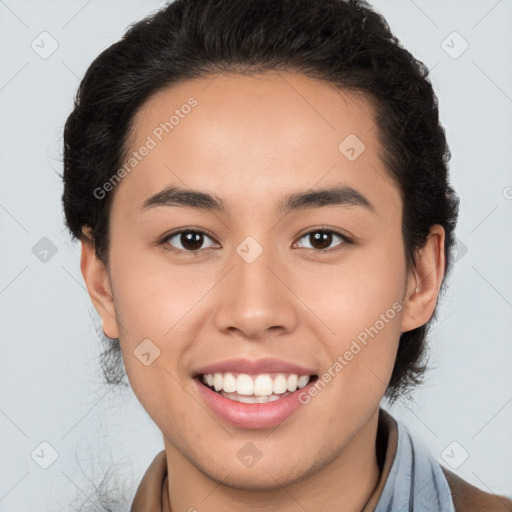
[375,413,455,512]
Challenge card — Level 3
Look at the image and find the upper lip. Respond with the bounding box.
[193,357,317,377]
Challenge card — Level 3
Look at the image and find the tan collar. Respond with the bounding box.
[131,407,398,512]
[130,450,170,512]
[362,407,398,511]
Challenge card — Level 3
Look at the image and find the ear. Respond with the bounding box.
[401,224,446,333]
[80,227,120,339]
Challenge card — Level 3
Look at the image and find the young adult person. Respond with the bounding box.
[62,0,512,510]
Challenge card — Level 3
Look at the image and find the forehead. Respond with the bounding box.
[117,71,399,216]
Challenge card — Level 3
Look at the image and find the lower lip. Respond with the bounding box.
[194,378,317,429]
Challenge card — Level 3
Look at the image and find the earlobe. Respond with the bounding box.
[400,225,446,333]
[80,227,120,339]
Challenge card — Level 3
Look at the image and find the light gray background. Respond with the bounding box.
[1,0,511,510]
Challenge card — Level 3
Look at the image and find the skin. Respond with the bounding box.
[80,71,445,511]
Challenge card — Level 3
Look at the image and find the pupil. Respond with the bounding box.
[182,232,203,251]
[311,231,332,250]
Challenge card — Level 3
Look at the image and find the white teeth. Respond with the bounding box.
[273,374,288,394]
[202,372,313,395]
[237,374,254,395]
[297,375,310,389]
[237,395,256,403]
[219,390,289,403]
[254,375,273,396]
[287,374,298,391]
[213,373,223,391]
[223,373,237,393]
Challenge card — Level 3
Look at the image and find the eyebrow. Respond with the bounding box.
[140,184,375,215]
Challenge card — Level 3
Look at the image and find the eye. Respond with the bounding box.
[294,229,349,252]
[160,227,350,255]
[162,229,219,253]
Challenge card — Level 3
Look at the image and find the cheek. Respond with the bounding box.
[105,249,198,415]
[300,245,405,393]
[301,243,405,332]
[109,248,210,339]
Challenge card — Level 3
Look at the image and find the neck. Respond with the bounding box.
[164,408,384,512]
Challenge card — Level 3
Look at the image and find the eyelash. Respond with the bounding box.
[159,227,351,255]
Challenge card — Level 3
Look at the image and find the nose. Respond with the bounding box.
[213,242,299,341]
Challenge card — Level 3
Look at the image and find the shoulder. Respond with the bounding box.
[382,410,511,512]
[441,465,512,512]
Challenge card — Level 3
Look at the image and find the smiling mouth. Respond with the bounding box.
[196,372,319,403]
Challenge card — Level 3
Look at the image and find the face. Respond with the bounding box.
[81,71,444,492]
